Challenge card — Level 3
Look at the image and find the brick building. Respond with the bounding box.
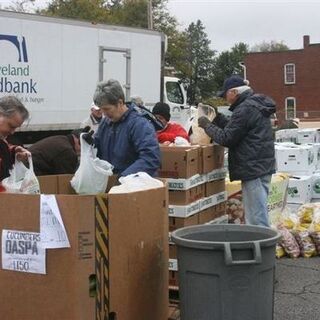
[244,35,320,124]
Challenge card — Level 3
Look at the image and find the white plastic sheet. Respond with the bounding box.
[109,172,163,194]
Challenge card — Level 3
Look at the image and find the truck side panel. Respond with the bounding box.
[0,11,162,131]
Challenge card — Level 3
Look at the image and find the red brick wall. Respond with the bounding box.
[244,43,320,123]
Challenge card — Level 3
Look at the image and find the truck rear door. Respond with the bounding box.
[99,47,131,100]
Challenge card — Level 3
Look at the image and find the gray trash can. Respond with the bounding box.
[171,224,281,320]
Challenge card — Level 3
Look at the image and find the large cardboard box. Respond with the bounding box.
[159,145,199,178]
[198,202,227,224]
[198,206,216,224]
[275,143,316,174]
[199,144,214,173]
[205,179,225,197]
[169,270,179,287]
[311,173,320,199]
[297,128,320,144]
[169,213,199,232]
[169,243,177,259]
[169,184,205,205]
[199,144,224,173]
[0,175,168,320]
[212,145,225,170]
[287,175,312,204]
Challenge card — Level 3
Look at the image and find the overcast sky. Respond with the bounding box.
[2,0,320,53]
[167,0,320,53]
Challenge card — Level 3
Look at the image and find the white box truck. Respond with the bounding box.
[0,10,193,143]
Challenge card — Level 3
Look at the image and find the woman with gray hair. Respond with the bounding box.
[0,96,30,181]
[91,79,160,177]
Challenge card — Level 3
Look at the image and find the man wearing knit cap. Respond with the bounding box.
[198,75,276,227]
[152,102,189,144]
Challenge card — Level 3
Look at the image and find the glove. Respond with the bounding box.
[198,116,212,129]
[82,130,95,145]
[82,125,91,133]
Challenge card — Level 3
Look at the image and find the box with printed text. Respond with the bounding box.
[0,175,168,320]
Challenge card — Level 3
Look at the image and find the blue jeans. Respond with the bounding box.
[241,174,272,227]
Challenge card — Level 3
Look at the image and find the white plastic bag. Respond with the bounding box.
[174,136,191,146]
[71,134,113,195]
[2,156,40,194]
[190,103,216,145]
[109,172,163,194]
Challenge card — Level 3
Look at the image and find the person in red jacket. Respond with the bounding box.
[152,102,189,144]
[0,96,30,182]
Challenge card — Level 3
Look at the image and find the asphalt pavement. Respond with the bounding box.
[169,257,320,320]
[274,257,320,320]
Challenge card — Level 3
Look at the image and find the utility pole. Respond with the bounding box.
[147,0,153,29]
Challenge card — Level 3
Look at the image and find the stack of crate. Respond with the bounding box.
[159,144,228,288]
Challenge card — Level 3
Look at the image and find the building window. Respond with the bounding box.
[285,97,296,119]
[284,63,295,84]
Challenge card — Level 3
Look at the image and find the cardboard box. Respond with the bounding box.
[275,143,316,174]
[167,174,206,191]
[198,144,224,173]
[212,145,225,170]
[169,213,199,232]
[0,175,168,320]
[169,244,177,259]
[159,145,200,178]
[275,129,299,143]
[200,195,216,210]
[169,184,205,205]
[308,143,320,170]
[198,202,227,224]
[297,128,320,144]
[287,175,312,204]
[205,179,225,197]
[169,200,201,218]
[206,168,227,182]
[215,202,227,216]
[312,173,320,199]
[199,144,214,173]
[169,270,179,287]
[198,206,216,224]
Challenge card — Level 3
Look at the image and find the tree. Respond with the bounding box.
[3,0,35,12]
[212,42,249,93]
[39,0,112,23]
[251,40,289,52]
[179,20,216,104]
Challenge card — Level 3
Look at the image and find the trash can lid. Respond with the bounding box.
[171,224,281,250]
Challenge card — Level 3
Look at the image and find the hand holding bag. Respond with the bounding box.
[2,155,40,194]
[71,134,113,194]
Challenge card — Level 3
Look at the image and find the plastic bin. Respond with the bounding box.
[171,224,281,320]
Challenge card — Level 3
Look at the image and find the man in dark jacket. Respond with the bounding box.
[0,96,30,183]
[28,128,88,176]
[198,75,276,227]
[93,79,160,177]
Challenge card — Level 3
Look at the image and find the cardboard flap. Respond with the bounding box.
[106,186,168,320]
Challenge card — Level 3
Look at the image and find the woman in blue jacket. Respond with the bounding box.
[92,79,160,177]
